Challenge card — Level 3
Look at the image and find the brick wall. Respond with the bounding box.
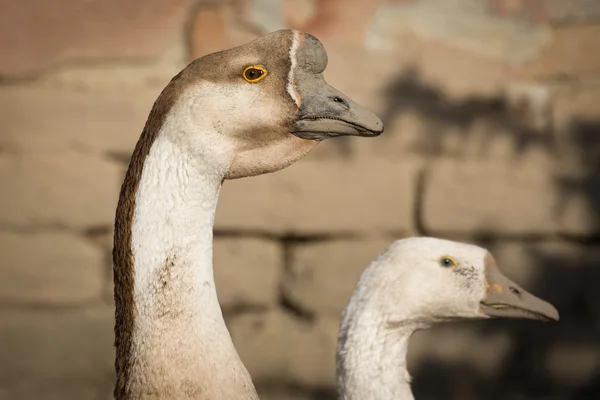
[1,0,600,399]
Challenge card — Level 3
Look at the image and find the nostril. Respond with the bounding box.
[509,286,521,296]
[331,96,349,108]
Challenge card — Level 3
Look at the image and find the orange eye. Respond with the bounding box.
[243,66,267,83]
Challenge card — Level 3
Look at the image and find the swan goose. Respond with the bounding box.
[336,237,559,400]
[112,29,383,399]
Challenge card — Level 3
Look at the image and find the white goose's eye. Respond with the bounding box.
[243,65,267,83]
[439,256,458,268]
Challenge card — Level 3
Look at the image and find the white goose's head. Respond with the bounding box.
[350,237,559,325]
[151,29,382,180]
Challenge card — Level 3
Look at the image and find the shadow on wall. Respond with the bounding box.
[379,67,557,158]
[377,68,600,399]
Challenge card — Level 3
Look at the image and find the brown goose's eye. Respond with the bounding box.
[243,66,267,83]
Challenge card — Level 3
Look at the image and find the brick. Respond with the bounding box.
[409,323,513,378]
[189,3,259,60]
[557,86,600,119]
[215,160,418,234]
[0,153,123,229]
[559,198,600,237]
[283,239,392,316]
[517,24,600,80]
[406,41,512,98]
[552,86,600,143]
[86,229,115,256]
[257,387,315,400]
[105,280,116,308]
[367,101,554,164]
[410,322,596,398]
[0,308,114,382]
[214,238,282,311]
[422,160,563,235]
[368,0,552,65]
[327,6,515,100]
[92,231,116,305]
[490,0,600,24]
[0,0,193,77]
[0,86,160,154]
[0,381,101,400]
[364,2,600,95]
[229,311,338,387]
[0,232,105,305]
[282,0,317,31]
[546,342,600,386]
[410,322,597,399]
[189,5,235,59]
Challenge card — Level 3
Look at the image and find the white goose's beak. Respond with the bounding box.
[479,254,559,322]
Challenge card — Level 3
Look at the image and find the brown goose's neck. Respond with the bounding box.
[113,129,258,399]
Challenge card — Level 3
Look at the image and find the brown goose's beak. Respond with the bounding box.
[479,254,559,322]
[289,32,383,140]
[292,83,384,140]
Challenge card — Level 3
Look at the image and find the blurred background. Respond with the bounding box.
[1,0,599,399]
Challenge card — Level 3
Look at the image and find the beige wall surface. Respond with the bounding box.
[1,0,600,399]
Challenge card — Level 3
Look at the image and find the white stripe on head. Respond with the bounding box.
[287,30,302,107]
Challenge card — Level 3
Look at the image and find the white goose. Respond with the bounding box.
[336,237,559,400]
[112,29,383,399]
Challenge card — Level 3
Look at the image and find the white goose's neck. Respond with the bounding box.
[337,307,419,400]
[127,131,257,398]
